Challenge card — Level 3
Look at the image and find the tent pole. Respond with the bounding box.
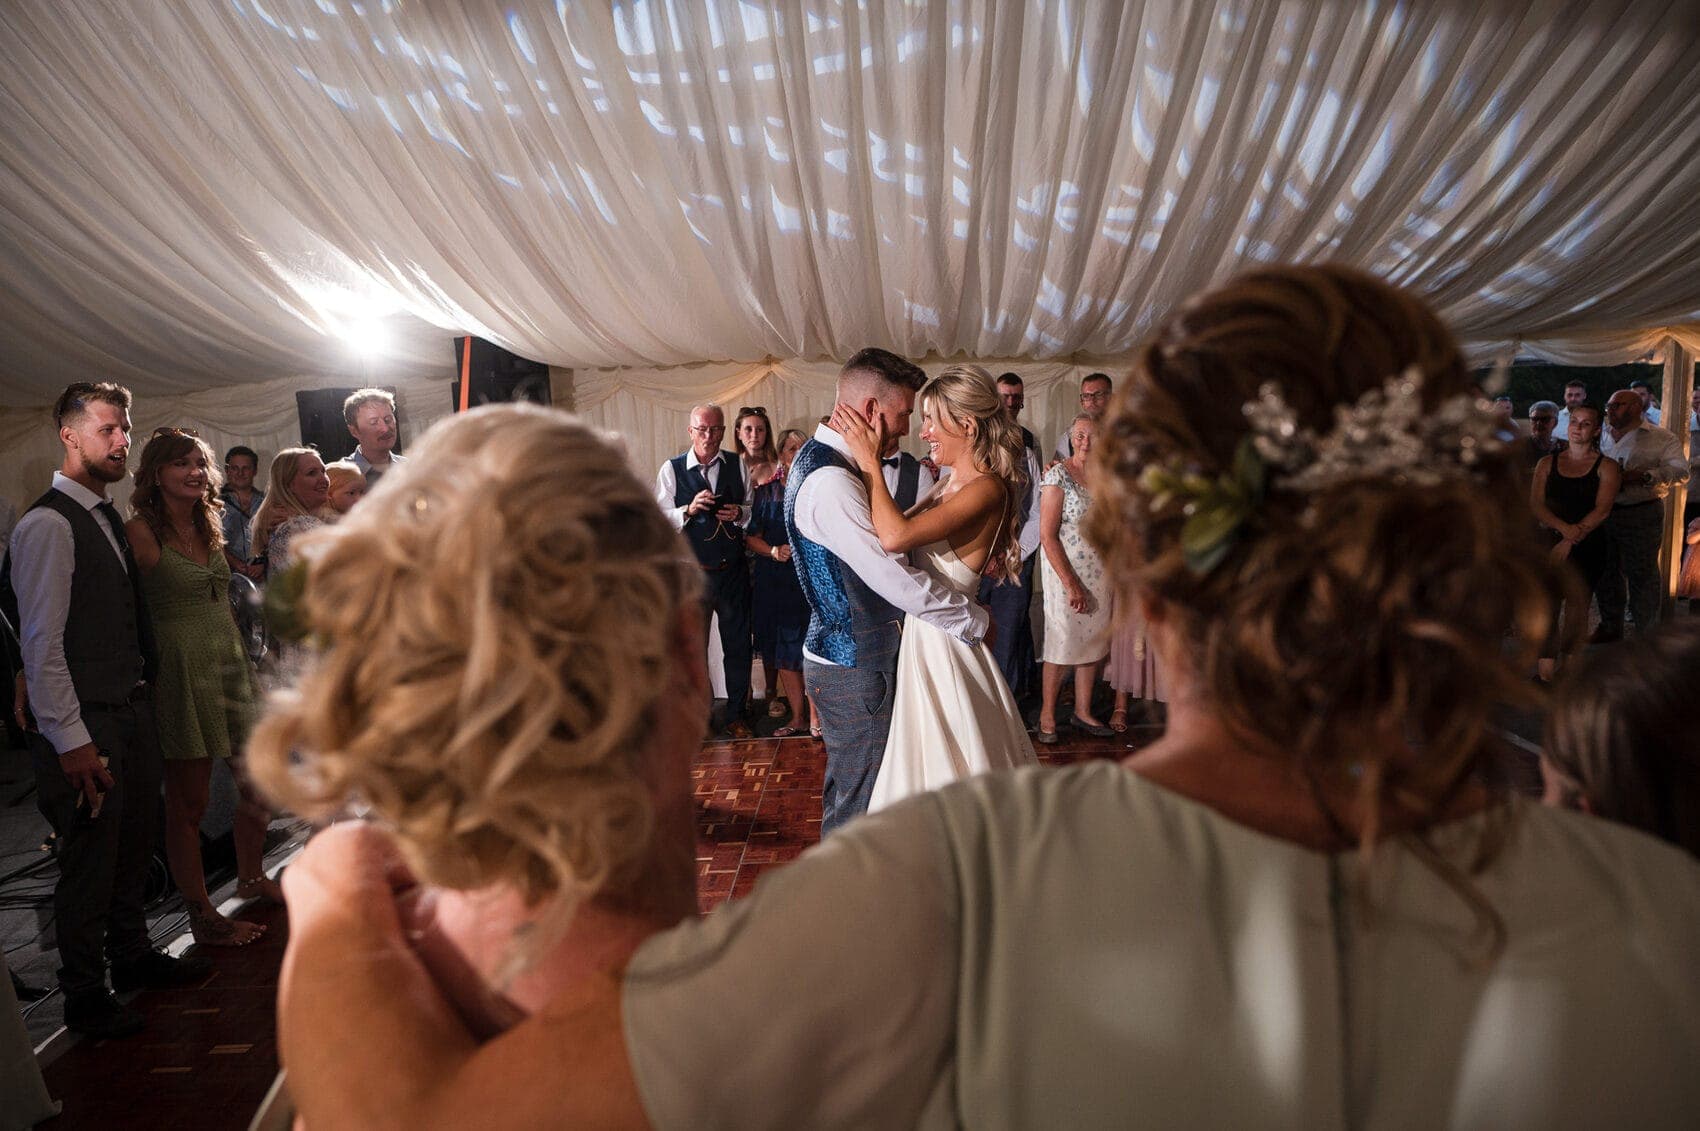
[1659,337,1695,616]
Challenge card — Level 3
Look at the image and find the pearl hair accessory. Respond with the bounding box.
[1243,366,1507,492]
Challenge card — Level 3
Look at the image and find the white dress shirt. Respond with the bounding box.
[1016,444,1043,560]
[881,453,937,502]
[792,426,987,664]
[654,450,752,531]
[8,472,129,753]
[1600,421,1688,506]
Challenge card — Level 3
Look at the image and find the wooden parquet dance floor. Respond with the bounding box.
[32,725,1152,1129]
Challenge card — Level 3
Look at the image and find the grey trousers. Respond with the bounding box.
[805,660,895,837]
[1596,500,1666,635]
[31,699,162,996]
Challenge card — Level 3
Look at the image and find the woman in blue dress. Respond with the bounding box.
[744,429,816,738]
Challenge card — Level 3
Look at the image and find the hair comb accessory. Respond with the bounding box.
[1243,366,1506,492]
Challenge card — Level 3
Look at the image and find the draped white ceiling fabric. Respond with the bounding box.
[3,0,1700,495]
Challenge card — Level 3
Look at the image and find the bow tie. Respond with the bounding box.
[882,457,901,468]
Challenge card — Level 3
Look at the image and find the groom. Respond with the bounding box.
[785,348,991,836]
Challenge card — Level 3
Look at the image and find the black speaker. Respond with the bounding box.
[295,386,402,461]
[452,337,552,411]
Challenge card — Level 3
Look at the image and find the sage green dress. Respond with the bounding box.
[141,546,256,760]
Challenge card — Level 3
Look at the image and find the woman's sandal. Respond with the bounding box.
[772,725,801,738]
[809,725,824,740]
[188,906,266,948]
[236,875,286,905]
[1109,707,1129,734]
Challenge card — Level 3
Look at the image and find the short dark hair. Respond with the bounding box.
[1564,379,1587,391]
[53,382,132,430]
[1629,379,1653,392]
[996,372,1023,386]
[1082,372,1113,389]
[224,445,259,466]
[841,347,925,393]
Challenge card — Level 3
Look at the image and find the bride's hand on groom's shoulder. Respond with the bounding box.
[829,405,884,472]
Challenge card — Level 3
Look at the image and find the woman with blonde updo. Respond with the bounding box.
[279,269,1700,1129]
[251,404,701,1040]
[830,364,1035,811]
[126,429,277,946]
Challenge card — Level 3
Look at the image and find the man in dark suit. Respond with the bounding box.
[0,382,209,1039]
[654,403,755,738]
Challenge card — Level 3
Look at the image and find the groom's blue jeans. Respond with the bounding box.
[805,659,895,837]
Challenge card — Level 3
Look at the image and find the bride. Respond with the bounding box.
[830,365,1037,811]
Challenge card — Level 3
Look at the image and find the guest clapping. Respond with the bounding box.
[250,405,699,1036]
[1036,414,1112,742]
[125,430,277,946]
[1544,621,1700,860]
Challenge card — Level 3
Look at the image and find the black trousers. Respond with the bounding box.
[978,552,1037,701]
[31,699,162,996]
[702,563,753,723]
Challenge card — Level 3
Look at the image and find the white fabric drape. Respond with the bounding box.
[4,1,1700,492]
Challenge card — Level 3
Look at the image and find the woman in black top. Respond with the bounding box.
[1530,403,1621,678]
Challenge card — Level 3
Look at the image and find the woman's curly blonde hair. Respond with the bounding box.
[1087,264,1572,958]
[247,405,699,927]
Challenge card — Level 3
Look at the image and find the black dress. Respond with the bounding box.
[748,477,808,669]
[1544,453,1609,592]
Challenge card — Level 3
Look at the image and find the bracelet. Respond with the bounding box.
[770,546,780,561]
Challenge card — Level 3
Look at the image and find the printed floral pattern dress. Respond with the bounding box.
[1039,463,1111,665]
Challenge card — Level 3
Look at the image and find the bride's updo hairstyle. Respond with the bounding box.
[1089,265,1565,860]
[922,364,1030,582]
[248,405,698,923]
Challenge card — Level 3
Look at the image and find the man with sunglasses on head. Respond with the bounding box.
[655,403,756,738]
[0,383,210,1040]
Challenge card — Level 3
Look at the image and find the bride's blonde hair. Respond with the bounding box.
[921,364,1029,582]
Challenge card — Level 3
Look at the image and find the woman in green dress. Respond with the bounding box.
[127,429,280,946]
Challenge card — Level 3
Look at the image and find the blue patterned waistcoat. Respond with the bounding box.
[783,440,901,671]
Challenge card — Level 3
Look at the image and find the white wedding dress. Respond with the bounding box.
[868,538,1038,813]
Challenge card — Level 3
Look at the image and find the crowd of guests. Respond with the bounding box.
[2,268,1700,1128]
[0,385,403,1040]
[652,365,1179,747]
[250,265,1696,1128]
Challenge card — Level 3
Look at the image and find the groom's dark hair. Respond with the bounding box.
[841,347,926,393]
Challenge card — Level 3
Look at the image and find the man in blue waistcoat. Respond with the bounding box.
[655,403,755,738]
[1,382,210,1039]
[785,349,990,835]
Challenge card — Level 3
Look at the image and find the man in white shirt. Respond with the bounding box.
[1053,372,1112,461]
[978,373,1042,704]
[1555,380,1588,442]
[786,349,989,834]
[1594,389,1688,640]
[655,403,756,738]
[344,388,408,483]
[0,382,208,1039]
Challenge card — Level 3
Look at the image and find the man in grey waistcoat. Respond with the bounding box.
[0,382,209,1039]
[785,350,990,835]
